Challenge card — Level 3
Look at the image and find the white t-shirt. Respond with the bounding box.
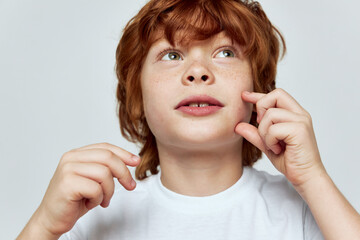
[60,166,324,240]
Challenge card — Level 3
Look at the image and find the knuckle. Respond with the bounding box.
[61,162,73,174]
[304,111,312,122]
[101,149,116,160]
[119,167,131,182]
[98,142,111,148]
[99,166,112,179]
[264,134,272,147]
[264,108,275,117]
[92,184,103,197]
[301,115,310,124]
[255,102,263,114]
[105,184,115,199]
[299,114,312,128]
[61,174,74,190]
[275,88,285,94]
[268,124,276,135]
[60,151,73,162]
[257,124,266,138]
[117,166,127,180]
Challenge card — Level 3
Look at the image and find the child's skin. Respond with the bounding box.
[141,32,252,196]
[18,32,360,240]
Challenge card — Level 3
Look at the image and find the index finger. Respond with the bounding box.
[242,89,305,122]
[62,148,137,190]
[241,91,266,104]
[75,142,140,167]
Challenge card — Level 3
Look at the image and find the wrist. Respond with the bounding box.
[291,167,360,240]
[292,167,331,200]
[17,208,61,240]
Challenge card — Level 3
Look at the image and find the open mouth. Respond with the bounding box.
[184,103,217,107]
[175,95,224,116]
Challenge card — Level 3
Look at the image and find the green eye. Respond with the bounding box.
[216,49,235,58]
[162,52,182,60]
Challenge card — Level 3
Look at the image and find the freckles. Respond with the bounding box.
[153,75,161,84]
[217,68,251,87]
[216,68,237,81]
[146,74,160,85]
[229,92,252,123]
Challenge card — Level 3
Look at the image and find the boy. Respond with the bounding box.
[18,0,360,239]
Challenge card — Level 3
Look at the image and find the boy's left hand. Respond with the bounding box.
[235,88,327,188]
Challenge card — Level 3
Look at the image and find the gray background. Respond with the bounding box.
[1,0,359,239]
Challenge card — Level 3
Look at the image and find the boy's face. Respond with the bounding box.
[141,31,253,151]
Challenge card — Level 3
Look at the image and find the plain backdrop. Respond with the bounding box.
[1,0,359,239]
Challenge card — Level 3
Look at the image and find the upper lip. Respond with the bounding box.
[175,95,224,109]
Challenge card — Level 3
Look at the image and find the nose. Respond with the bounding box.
[181,62,215,86]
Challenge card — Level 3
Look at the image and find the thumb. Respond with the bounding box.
[235,122,267,154]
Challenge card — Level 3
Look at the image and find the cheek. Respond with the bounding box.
[143,82,162,120]
[235,98,253,123]
[142,77,174,136]
[223,70,253,123]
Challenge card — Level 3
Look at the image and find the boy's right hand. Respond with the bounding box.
[18,142,140,239]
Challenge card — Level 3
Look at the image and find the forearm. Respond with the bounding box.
[295,170,360,240]
[17,208,61,240]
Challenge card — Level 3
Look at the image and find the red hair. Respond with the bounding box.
[115,0,286,180]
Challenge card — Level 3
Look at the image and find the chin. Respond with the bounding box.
[162,124,241,151]
[147,110,247,150]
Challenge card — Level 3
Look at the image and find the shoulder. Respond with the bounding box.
[246,166,305,209]
[248,167,300,195]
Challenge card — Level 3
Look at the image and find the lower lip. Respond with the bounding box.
[176,106,222,116]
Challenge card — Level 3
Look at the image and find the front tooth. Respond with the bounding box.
[189,103,199,107]
[199,103,209,107]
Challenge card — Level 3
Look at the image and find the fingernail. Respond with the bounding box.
[131,155,140,162]
[104,200,110,208]
[131,179,136,188]
[243,91,250,95]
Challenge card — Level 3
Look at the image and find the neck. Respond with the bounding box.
[157,140,244,197]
